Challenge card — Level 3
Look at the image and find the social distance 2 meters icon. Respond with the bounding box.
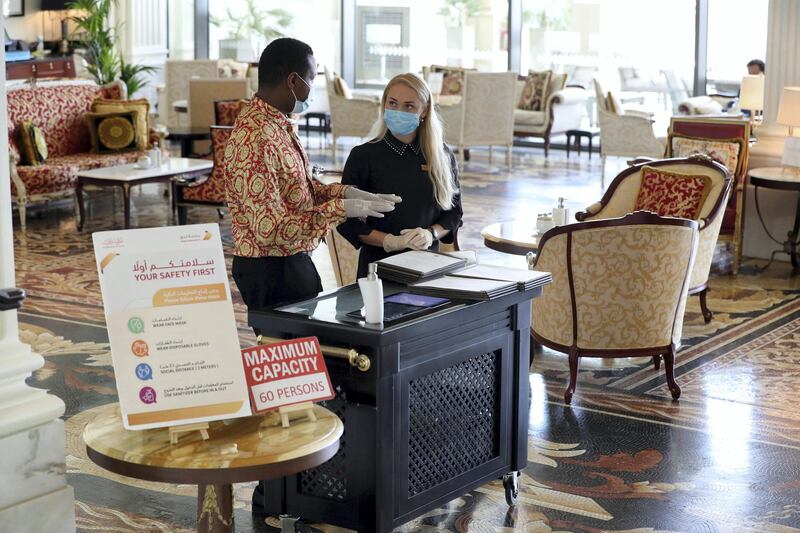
[240,337,334,412]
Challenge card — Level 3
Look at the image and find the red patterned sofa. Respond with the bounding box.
[8,80,150,228]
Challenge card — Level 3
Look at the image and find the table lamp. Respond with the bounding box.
[777,87,800,170]
[739,75,764,128]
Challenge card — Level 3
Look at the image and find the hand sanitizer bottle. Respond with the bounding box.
[553,197,569,226]
[358,262,384,324]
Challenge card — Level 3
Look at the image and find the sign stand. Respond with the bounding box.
[168,422,210,444]
[277,402,317,428]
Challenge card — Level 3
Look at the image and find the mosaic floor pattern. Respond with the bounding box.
[11,141,800,532]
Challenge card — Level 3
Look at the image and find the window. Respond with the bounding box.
[168,0,194,59]
[354,0,509,88]
[707,0,768,94]
[521,0,696,112]
[208,0,341,72]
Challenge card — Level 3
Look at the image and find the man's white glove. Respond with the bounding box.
[345,186,402,204]
[383,232,417,252]
[343,198,394,219]
[400,227,434,250]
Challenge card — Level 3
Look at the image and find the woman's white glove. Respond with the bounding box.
[343,198,394,219]
[345,186,402,204]
[400,227,434,250]
[383,232,417,252]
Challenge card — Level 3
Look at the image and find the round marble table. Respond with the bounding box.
[750,166,800,269]
[83,402,342,533]
[481,220,541,256]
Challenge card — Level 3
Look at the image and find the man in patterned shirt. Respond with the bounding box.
[224,38,400,317]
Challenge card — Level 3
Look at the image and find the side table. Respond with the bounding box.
[565,127,600,158]
[750,166,800,270]
[83,402,342,533]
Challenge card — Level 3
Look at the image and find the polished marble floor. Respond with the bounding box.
[11,138,800,532]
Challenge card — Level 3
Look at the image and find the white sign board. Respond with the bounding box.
[92,224,251,430]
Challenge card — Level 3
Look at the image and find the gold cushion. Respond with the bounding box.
[518,70,552,111]
[91,98,150,150]
[85,111,139,153]
[334,76,352,99]
[16,120,48,166]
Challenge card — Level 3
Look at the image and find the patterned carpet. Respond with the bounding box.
[12,141,800,532]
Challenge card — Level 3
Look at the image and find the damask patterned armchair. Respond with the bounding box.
[174,126,231,224]
[530,211,698,404]
[438,71,517,168]
[575,156,731,323]
[323,67,381,161]
[594,80,666,181]
[665,117,750,275]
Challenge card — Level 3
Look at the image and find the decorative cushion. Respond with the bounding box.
[91,98,150,150]
[16,120,48,166]
[668,134,742,176]
[634,166,712,220]
[334,76,353,99]
[606,91,623,115]
[85,111,139,153]
[518,70,551,111]
[440,70,465,96]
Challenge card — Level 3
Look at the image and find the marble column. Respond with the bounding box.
[742,0,800,260]
[0,18,75,533]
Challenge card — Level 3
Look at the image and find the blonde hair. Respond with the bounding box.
[370,73,457,210]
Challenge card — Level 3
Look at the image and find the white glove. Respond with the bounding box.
[383,232,417,252]
[400,227,434,250]
[345,186,402,204]
[342,198,394,219]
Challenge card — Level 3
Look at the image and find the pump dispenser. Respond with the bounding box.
[358,262,384,323]
[553,197,569,226]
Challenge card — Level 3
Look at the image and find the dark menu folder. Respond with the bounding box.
[409,276,519,301]
[375,250,468,284]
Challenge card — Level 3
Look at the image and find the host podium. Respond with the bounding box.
[249,278,549,532]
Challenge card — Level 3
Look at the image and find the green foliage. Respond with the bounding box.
[210,0,293,42]
[522,1,571,31]
[438,0,483,27]
[67,0,158,95]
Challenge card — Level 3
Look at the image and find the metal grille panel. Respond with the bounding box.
[298,384,348,501]
[408,351,500,497]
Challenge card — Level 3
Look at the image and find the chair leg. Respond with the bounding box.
[652,355,661,370]
[544,137,550,158]
[663,344,681,401]
[507,143,513,169]
[17,198,27,229]
[698,288,713,324]
[564,345,580,405]
[331,136,337,162]
[458,146,465,168]
[488,145,493,166]
[732,241,740,276]
[600,155,607,186]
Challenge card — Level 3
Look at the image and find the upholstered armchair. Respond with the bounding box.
[665,117,750,275]
[438,71,517,168]
[530,211,698,404]
[174,126,231,224]
[214,99,249,127]
[594,80,665,180]
[323,67,380,161]
[677,95,738,115]
[575,156,731,323]
[513,74,589,157]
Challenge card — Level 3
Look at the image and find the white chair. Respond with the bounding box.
[594,80,665,180]
[323,67,380,161]
[439,71,517,168]
[513,73,590,157]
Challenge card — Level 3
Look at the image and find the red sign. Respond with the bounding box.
[240,337,334,413]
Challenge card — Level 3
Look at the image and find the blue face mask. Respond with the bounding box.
[384,109,420,136]
[291,73,314,114]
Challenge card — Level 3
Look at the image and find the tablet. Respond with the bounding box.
[346,292,450,323]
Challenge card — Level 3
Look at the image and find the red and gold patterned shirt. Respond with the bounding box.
[224,97,347,257]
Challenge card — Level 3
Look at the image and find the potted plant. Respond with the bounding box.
[68,0,157,97]
[211,0,293,62]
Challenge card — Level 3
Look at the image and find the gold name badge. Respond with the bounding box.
[421,164,430,171]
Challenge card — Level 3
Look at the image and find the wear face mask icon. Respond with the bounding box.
[383,109,420,136]
[291,73,314,114]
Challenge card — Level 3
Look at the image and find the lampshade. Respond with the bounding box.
[777,87,800,127]
[41,0,70,10]
[739,75,764,111]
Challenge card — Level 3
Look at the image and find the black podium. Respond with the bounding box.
[249,279,549,532]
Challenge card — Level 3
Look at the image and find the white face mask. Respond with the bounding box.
[291,73,314,114]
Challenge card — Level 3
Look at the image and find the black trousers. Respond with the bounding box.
[232,253,322,313]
